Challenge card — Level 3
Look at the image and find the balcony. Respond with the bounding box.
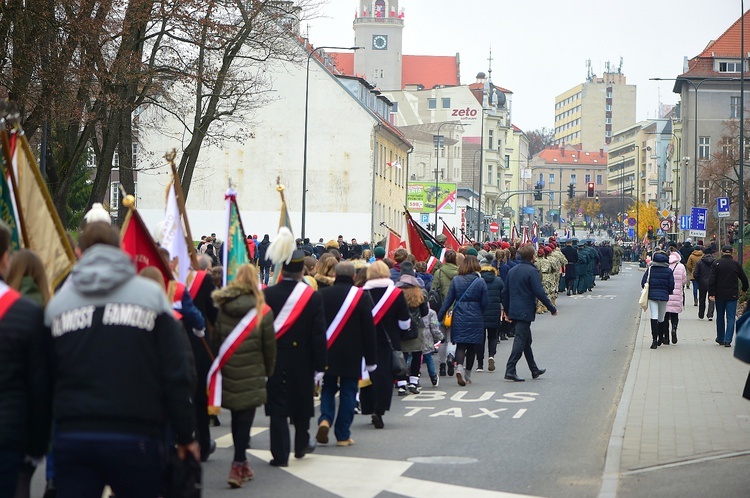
[354,17,404,26]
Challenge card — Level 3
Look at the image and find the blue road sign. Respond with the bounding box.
[691,207,707,231]
[628,228,635,238]
[680,215,691,230]
[717,197,730,218]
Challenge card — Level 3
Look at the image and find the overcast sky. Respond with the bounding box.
[302,0,746,133]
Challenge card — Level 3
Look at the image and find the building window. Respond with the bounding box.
[428,98,437,109]
[718,60,742,73]
[596,174,603,185]
[722,136,734,156]
[605,104,612,111]
[505,155,510,169]
[585,174,591,183]
[699,136,710,160]
[441,98,451,108]
[539,172,543,183]
[488,129,494,150]
[698,180,710,205]
[113,152,119,169]
[731,96,741,118]
[570,174,577,184]
[110,182,120,210]
[488,165,493,186]
[391,102,399,113]
[549,173,555,184]
[132,142,138,167]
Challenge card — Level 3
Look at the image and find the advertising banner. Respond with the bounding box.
[407,182,457,214]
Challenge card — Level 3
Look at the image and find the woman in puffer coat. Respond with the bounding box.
[665,247,687,345]
[476,254,504,372]
[641,250,675,350]
[213,264,277,488]
[437,255,488,386]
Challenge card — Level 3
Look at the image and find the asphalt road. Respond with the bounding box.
[30,264,645,498]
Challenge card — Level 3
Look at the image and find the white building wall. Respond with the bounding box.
[135,52,380,242]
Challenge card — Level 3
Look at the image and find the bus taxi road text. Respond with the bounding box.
[400,391,537,419]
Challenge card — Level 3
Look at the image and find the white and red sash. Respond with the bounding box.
[273,282,315,339]
[0,282,20,320]
[325,286,363,349]
[371,285,401,326]
[187,270,207,300]
[207,304,270,408]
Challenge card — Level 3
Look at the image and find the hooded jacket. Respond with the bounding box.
[709,253,749,300]
[666,252,687,313]
[692,252,716,291]
[45,245,197,444]
[432,263,459,301]
[480,266,504,328]
[685,248,704,280]
[641,251,674,302]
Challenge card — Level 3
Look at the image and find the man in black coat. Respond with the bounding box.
[0,222,52,495]
[709,245,749,346]
[501,244,557,382]
[263,250,327,466]
[561,239,578,295]
[316,262,376,446]
[599,241,614,280]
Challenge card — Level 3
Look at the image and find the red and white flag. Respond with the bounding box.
[442,223,461,251]
[325,287,363,349]
[371,284,401,326]
[207,304,270,409]
[273,282,315,339]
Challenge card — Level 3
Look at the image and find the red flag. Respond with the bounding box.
[121,208,173,288]
[441,223,461,251]
[405,212,431,262]
[385,230,402,259]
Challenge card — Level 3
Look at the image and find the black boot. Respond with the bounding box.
[660,320,670,346]
[671,325,678,344]
[650,319,659,349]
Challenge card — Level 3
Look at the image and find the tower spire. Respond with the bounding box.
[487,45,493,79]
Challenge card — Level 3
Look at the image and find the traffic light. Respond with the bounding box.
[595,194,599,202]
[567,183,575,198]
[533,183,543,201]
[647,225,654,239]
[587,182,595,198]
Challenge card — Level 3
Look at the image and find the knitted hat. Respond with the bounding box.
[466,247,478,256]
[374,246,386,258]
[400,260,415,276]
[325,239,339,250]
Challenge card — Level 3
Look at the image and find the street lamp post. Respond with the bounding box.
[433,121,459,236]
[302,45,362,240]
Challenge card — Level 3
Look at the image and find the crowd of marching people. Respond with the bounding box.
[2,207,640,497]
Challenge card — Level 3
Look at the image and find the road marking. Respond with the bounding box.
[248,449,543,497]
[513,409,527,419]
[571,294,617,300]
[470,408,508,418]
[215,426,269,448]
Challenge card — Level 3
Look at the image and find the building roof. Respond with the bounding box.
[680,9,750,78]
[329,52,460,89]
[536,145,608,166]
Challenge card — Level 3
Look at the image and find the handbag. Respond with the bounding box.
[734,310,750,364]
[639,267,651,311]
[442,276,480,326]
[382,324,408,376]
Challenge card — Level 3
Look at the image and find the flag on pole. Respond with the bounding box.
[511,224,519,243]
[4,130,75,291]
[0,151,20,252]
[441,222,461,251]
[121,205,173,288]
[385,229,403,260]
[532,221,539,250]
[161,183,190,283]
[272,184,294,285]
[522,226,530,245]
[403,210,431,262]
[222,188,250,286]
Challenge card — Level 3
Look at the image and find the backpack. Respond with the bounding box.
[403,306,424,341]
[428,269,444,312]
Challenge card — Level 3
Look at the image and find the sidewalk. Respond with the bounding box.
[600,284,750,497]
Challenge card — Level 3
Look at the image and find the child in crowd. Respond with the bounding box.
[421,308,444,387]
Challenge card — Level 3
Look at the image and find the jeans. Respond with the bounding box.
[698,288,715,319]
[231,408,256,463]
[259,266,271,285]
[319,375,358,442]
[715,299,738,343]
[691,280,698,300]
[54,431,164,498]
[422,352,437,378]
[505,320,539,376]
[0,448,22,498]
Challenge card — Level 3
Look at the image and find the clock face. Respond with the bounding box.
[372,34,388,50]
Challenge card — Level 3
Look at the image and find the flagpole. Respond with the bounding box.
[379,221,401,238]
[438,216,463,244]
[0,128,29,247]
[166,150,199,270]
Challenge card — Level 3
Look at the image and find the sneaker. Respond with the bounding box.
[447,354,455,376]
[488,357,496,372]
[240,461,254,481]
[439,363,447,377]
[475,367,484,372]
[397,386,407,396]
[228,462,245,488]
[407,383,421,394]
[354,401,361,414]
[708,317,713,321]
[430,374,439,386]
[456,364,466,386]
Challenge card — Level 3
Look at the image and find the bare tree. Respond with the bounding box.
[526,127,555,157]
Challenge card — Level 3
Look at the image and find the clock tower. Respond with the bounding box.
[353,0,404,91]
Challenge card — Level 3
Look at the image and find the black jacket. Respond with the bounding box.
[0,287,51,457]
[258,239,272,267]
[692,253,716,291]
[501,260,555,322]
[480,267,504,328]
[264,279,327,418]
[319,276,376,377]
[709,254,749,300]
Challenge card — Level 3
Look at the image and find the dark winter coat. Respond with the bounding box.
[263,279,327,418]
[480,266,504,328]
[501,259,556,322]
[319,276,377,377]
[0,284,51,457]
[599,245,614,271]
[258,238,272,267]
[709,253,749,301]
[432,263,458,301]
[679,242,694,265]
[437,273,488,344]
[692,253,715,291]
[641,252,675,302]
[417,271,434,291]
[213,284,277,411]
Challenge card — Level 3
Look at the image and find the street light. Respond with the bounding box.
[302,45,363,240]
[433,121,460,236]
